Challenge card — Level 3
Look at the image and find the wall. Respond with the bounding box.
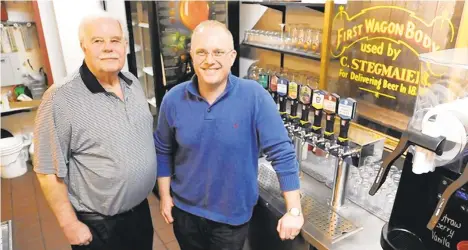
[4,1,34,22]
[239,4,267,78]
[36,0,66,85]
[36,0,129,85]
[52,0,102,75]
[106,0,129,72]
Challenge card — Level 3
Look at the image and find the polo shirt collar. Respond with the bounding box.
[80,61,132,94]
[186,72,237,99]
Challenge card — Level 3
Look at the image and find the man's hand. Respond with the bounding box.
[62,220,93,246]
[277,212,304,241]
[160,195,174,224]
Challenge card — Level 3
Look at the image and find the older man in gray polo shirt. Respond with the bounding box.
[33,12,156,250]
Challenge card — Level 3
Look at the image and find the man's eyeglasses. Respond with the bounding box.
[192,49,233,60]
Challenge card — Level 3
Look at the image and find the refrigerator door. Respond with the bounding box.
[128,2,157,113]
[154,1,228,89]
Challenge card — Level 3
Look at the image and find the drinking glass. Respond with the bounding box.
[359,167,371,182]
[310,29,321,54]
[289,24,299,50]
[358,180,372,205]
[306,74,319,89]
[304,28,313,53]
[295,24,306,51]
[248,65,259,81]
[384,193,396,217]
[244,30,250,43]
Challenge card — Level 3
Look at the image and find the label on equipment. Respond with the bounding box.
[312,90,324,109]
[288,82,298,99]
[259,74,269,89]
[323,95,337,114]
[270,76,278,92]
[338,104,353,119]
[277,82,288,96]
[338,98,356,120]
[299,85,312,105]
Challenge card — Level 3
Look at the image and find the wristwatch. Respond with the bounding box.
[288,207,301,217]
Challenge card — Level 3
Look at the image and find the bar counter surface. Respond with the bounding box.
[250,157,385,250]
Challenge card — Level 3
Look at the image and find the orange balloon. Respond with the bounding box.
[179,0,210,31]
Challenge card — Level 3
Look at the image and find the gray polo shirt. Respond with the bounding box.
[33,62,157,216]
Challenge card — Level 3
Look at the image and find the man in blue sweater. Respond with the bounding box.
[154,20,304,250]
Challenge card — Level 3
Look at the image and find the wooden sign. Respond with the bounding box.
[331,1,464,118]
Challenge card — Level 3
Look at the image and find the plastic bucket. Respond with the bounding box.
[0,136,31,178]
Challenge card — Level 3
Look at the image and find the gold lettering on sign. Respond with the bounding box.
[332,4,456,104]
[333,6,454,58]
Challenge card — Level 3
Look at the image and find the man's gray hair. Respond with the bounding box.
[78,11,129,44]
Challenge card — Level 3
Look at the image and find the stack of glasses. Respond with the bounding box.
[346,158,401,222]
[243,24,338,55]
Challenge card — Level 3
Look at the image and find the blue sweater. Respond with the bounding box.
[154,74,299,225]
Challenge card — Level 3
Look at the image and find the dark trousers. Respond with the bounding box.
[71,199,153,250]
[172,206,249,250]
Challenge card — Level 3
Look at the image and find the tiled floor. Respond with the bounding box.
[1,167,179,250]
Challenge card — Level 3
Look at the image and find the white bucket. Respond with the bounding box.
[0,135,32,179]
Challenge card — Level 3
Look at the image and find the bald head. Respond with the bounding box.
[189,20,237,88]
[191,20,234,51]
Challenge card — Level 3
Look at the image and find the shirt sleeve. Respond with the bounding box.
[255,88,300,192]
[154,96,175,177]
[33,89,71,178]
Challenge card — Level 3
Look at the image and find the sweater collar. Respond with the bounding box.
[186,73,237,100]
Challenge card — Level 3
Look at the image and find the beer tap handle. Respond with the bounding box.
[311,90,325,134]
[299,84,313,128]
[279,97,287,113]
[323,93,340,140]
[338,118,350,145]
[277,77,289,121]
[337,98,356,146]
[312,109,323,133]
[288,80,299,118]
[301,106,311,122]
[427,162,468,230]
[291,100,299,117]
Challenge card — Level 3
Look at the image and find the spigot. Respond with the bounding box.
[310,134,325,153]
[325,142,340,158]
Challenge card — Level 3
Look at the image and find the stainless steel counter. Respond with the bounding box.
[257,158,385,250]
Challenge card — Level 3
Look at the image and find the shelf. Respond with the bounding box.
[138,22,149,28]
[134,44,141,52]
[0,21,35,27]
[1,106,36,115]
[147,97,156,107]
[242,42,324,61]
[143,67,153,76]
[241,1,330,13]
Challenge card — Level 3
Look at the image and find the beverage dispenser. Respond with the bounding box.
[369,48,468,250]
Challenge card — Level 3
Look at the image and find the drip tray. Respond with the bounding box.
[258,163,362,246]
[1,220,12,250]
